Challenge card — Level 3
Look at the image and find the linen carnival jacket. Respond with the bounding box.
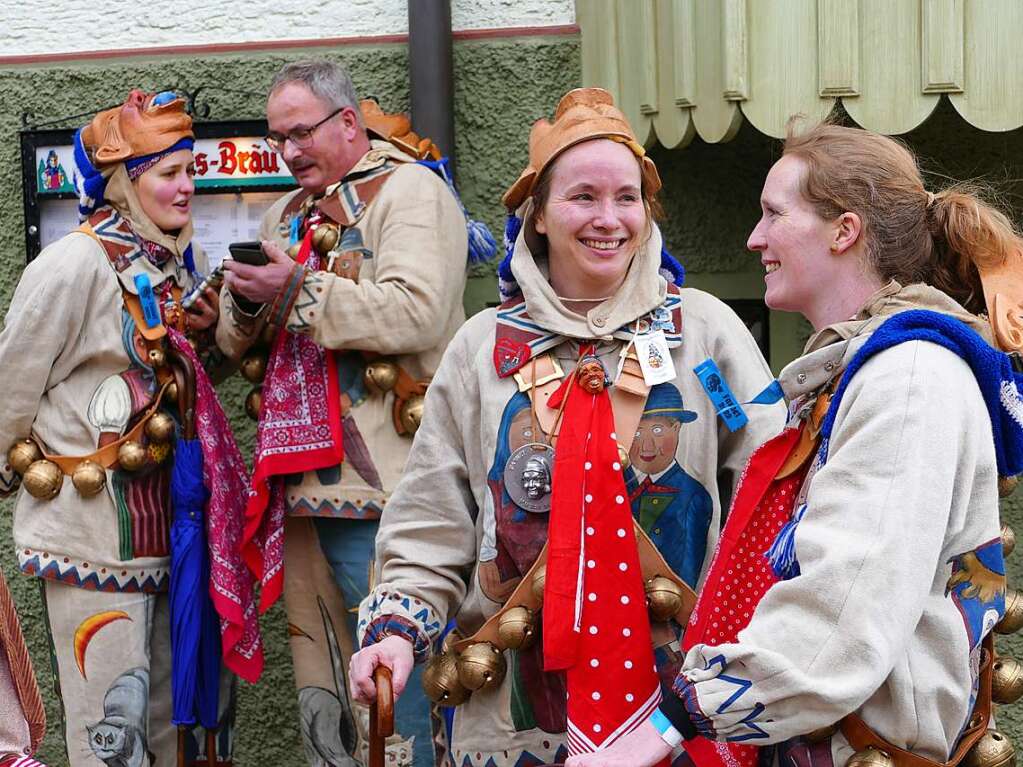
[357,212,785,767]
[215,140,468,520]
[0,170,206,592]
[678,282,1003,764]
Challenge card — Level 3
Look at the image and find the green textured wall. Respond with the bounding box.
[0,34,579,766]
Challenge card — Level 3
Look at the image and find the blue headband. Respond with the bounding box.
[124,136,195,179]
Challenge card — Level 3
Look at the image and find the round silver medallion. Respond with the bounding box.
[504,442,555,513]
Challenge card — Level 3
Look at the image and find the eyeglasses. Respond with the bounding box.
[264,106,344,153]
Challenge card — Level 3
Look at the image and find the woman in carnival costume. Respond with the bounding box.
[568,124,1023,767]
[349,87,785,767]
[0,91,256,766]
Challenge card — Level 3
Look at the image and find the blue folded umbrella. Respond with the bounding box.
[169,437,220,730]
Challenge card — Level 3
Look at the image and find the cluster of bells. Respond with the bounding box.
[844,507,1023,767]
[240,350,423,435]
[6,411,175,501]
[365,359,425,436]
[421,566,686,707]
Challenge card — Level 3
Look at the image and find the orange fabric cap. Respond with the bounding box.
[502,87,661,211]
[80,90,193,168]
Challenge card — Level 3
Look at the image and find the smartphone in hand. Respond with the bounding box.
[226,241,268,313]
[228,241,269,267]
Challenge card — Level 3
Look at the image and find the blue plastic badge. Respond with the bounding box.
[748,379,786,406]
[134,274,162,329]
[289,215,301,246]
[693,358,749,432]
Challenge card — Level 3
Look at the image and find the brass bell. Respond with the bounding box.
[287,243,301,260]
[497,606,536,650]
[993,656,1023,704]
[845,747,895,767]
[645,575,686,623]
[963,730,1016,767]
[260,323,278,345]
[164,381,179,405]
[240,351,268,384]
[531,564,547,604]
[617,444,631,469]
[72,461,106,497]
[456,642,506,692]
[145,412,176,444]
[245,388,263,421]
[803,723,838,743]
[117,441,147,472]
[7,439,42,476]
[1000,475,1020,498]
[422,651,470,706]
[996,588,1023,635]
[22,459,63,500]
[1003,523,1017,559]
[363,360,399,394]
[148,348,166,369]
[311,224,340,255]
[399,394,425,435]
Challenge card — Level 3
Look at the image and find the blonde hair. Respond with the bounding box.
[782,120,1023,314]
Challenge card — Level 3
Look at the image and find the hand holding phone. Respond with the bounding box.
[227,241,269,267]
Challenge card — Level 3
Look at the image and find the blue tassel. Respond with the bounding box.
[467,218,497,265]
[73,127,108,221]
[765,503,808,580]
[660,246,686,286]
[498,214,523,301]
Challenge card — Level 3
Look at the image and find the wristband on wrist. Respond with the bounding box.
[658,682,697,741]
[650,708,685,748]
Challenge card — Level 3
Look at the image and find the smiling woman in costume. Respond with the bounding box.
[567,124,1023,767]
[0,91,254,766]
[348,88,784,767]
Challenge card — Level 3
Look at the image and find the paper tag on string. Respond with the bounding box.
[635,330,676,385]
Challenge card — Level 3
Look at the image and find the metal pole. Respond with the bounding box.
[408,0,456,177]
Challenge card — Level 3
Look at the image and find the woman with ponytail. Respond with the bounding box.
[571,123,1023,766]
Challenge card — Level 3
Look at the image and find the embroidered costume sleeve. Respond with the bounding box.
[0,234,98,496]
[214,285,265,362]
[285,163,468,353]
[357,318,482,657]
[671,340,997,746]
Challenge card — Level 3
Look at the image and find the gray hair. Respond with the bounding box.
[269,59,361,119]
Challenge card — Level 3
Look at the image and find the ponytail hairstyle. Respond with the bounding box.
[782,119,1023,315]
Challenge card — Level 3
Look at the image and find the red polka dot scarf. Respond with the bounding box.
[543,370,668,764]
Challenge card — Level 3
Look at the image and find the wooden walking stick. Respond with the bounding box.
[369,666,395,767]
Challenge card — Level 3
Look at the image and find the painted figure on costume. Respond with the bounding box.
[626,383,713,588]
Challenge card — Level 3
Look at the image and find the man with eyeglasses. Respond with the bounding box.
[217,58,468,766]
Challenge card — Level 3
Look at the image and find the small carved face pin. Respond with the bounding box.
[577,356,608,394]
[521,455,552,500]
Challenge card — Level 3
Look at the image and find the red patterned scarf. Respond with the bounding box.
[543,371,667,764]
[241,231,344,612]
[680,426,807,767]
[167,330,264,683]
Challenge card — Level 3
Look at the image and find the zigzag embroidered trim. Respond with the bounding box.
[286,271,325,334]
[17,549,168,593]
